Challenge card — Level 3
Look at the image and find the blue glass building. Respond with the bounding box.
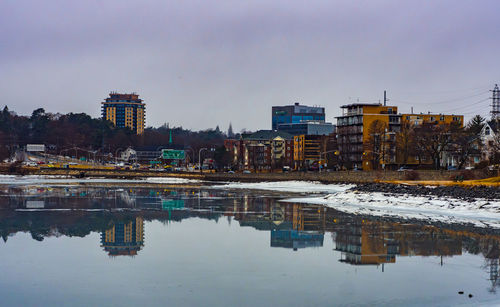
[272,102,325,130]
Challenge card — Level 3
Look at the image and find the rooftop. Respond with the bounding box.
[242,130,293,141]
[340,103,384,108]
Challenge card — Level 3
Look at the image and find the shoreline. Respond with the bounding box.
[2,166,500,185]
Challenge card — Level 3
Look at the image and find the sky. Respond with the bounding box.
[1,0,499,132]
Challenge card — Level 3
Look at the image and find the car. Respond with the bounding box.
[397,166,412,172]
[243,170,251,174]
[227,170,235,174]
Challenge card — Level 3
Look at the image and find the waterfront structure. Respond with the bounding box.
[272,102,325,130]
[481,120,499,161]
[293,134,331,170]
[401,113,465,168]
[336,103,400,170]
[101,92,146,135]
[224,130,294,170]
[336,102,465,170]
[401,113,463,126]
[277,121,335,136]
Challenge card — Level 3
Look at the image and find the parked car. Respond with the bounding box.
[227,170,235,174]
[243,170,251,174]
[397,166,412,172]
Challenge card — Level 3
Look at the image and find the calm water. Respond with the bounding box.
[0,184,500,306]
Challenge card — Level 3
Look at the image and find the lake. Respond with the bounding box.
[0,183,499,306]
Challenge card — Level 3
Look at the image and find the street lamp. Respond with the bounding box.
[199,148,207,173]
[115,148,123,164]
[319,150,339,172]
[199,147,215,173]
[185,146,195,165]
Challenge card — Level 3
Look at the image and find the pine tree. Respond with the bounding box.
[227,122,234,138]
[467,115,486,136]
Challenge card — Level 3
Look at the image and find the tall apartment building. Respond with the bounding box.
[101,92,146,134]
[272,103,325,130]
[336,102,465,170]
[336,103,400,170]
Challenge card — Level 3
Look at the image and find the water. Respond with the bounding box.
[0,184,499,306]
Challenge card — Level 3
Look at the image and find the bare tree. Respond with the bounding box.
[365,120,388,170]
[396,121,414,166]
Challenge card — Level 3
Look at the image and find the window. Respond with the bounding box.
[440,116,445,121]
[430,116,435,121]
[485,127,491,135]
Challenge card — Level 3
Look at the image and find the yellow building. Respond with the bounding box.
[101,92,146,135]
[401,113,463,126]
[336,103,400,170]
[293,134,328,170]
[400,113,464,167]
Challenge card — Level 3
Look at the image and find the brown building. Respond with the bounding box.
[224,130,294,171]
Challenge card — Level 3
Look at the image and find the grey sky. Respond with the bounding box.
[1,0,499,132]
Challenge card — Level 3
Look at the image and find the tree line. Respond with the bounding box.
[0,106,230,162]
[363,115,487,170]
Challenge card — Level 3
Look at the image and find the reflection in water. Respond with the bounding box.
[3,185,500,292]
[101,217,144,257]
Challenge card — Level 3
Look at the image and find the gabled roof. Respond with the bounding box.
[242,130,293,141]
[486,120,499,134]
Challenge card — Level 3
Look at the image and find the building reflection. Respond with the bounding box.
[225,198,326,251]
[5,184,500,291]
[333,220,463,266]
[101,217,144,257]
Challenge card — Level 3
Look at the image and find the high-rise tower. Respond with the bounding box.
[101,92,146,134]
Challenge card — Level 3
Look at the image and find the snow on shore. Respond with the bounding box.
[283,190,500,228]
[143,177,201,184]
[214,181,354,194]
[0,175,199,185]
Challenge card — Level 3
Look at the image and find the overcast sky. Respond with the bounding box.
[1,0,499,132]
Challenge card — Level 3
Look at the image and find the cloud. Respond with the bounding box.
[1,0,499,131]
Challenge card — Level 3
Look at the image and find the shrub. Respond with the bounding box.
[404,170,420,180]
[474,160,489,170]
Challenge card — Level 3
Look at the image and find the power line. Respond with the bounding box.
[444,97,491,113]
[391,90,490,106]
[391,84,491,96]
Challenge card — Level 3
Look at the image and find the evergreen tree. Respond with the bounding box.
[467,115,486,136]
[227,122,234,138]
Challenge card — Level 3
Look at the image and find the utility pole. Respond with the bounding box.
[384,90,387,107]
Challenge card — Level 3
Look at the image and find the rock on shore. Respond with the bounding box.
[352,183,500,201]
